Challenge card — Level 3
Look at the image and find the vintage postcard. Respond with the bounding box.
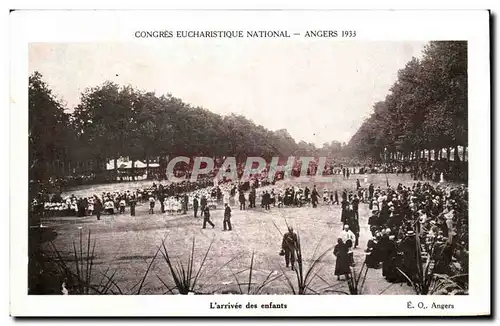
[10,9,490,317]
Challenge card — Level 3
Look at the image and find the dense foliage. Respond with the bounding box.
[29,41,467,185]
[29,73,344,183]
[344,41,467,162]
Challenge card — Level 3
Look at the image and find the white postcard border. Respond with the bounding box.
[9,9,491,317]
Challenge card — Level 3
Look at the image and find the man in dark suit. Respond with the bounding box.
[223,203,232,231]
[311,185,319,208]
[183,193,189,214]
[263,191,271,210]
[239,191,246,210]
[202,206,215,229]
[201,195,208,211]
[281,226,298,270]
[193,195,199,218]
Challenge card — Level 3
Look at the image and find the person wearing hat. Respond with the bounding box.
[352,195,360,220]
[365,233,382,268]
[380,232,398,282]
[238,190,246,210]
[346,213,360,248]
[368,210,380,235]
[193,195,199,218]
[201,206,215,229]
[249,188,256,208]
[368,183,374,201]
[311,185,319,208]
[334,238,350,280]
[401,229,418,284]
[159,191,166,214]
[281,226,298,270]
[223,203,232,231]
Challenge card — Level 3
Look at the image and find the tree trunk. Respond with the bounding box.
[454,145,461,162]
[131,159,136,181]
[446,147,451,161]
[113,158,118,181]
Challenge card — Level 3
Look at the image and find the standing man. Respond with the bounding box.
[311,185,319,208]
[201,194,208,211]
[352,195,360,220]
[368,209,379,236]
[223,203,232,231]
[239,191,246,210]
[368,183,374,200]
[183,193,189,214]
[159,192,165,213]
[94,196,102,220]
[202,206,215,229]
[304,187,310,203]
[281,226,298,271]
[264,191,271,210]
[249,188,256,208]
[129,195,137,216]
[347,214,360,248]
[193,195,199,218]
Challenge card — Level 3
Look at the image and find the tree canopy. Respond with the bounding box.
[29,73,344,182]
[344,41,467,162]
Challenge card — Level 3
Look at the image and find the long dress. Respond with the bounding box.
[334,244,350,276]
[381,236,399,282]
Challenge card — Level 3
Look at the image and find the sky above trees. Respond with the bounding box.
[29,41,427,146]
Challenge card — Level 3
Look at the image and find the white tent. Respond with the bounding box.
[106,159,149,170]
[134,160,147,168]
[106,159,128,171]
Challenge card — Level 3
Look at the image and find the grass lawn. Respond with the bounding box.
[41,173,458,295]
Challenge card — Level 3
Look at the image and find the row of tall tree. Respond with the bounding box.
[29,72,346,183]
[344,41,468,163]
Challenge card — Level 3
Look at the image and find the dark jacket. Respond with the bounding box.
[224,206,231,219]
[281,231,298,251]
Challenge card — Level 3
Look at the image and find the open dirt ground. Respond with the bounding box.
[41,173,458,295]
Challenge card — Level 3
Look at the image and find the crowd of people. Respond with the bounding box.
[327,181,468,285]
[32,163,468,290]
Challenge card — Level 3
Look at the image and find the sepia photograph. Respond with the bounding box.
[9,9,490,317]
[27,40,468,297]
